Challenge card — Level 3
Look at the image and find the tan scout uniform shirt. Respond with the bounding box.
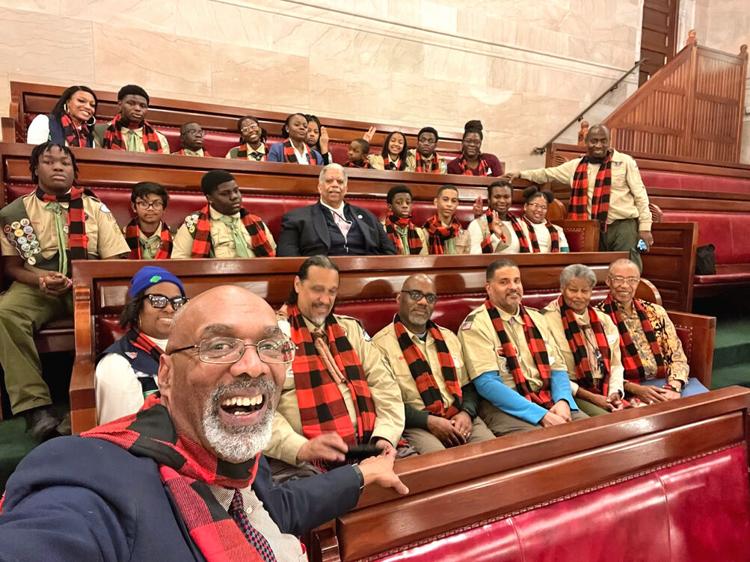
[380,220,429,256]
[405,149,448,174]
[542,300,624,397]
[458,304,564,391]
[171,206,276,259]
[520,150,653,231]
[0,192,129,264]
[173,148,207,157]
[372,323,468,411]
[467,215,528,255]
[268,314,405,466]
[110,125,171,154]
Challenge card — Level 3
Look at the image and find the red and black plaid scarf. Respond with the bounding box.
[82,395,266,562]
[484,300,554,408]
[344,160,371,168]
[384,215,423,255]
[558,297,611,396]
[569,152,612,228]
[126,327,164,364]
[102,113,164,153]
[393,315,461,418]
[125,218,172,260]
[287,304,376,447]
[523,216,560,253]
[235,143,267,162]
[423,214,461,255]
[175,148,211,157]
[282,139,313,164]
[189,205,275,258]
[34,186,89,261]
[414,151,441,173]
[598,295,667,383]
[455,155,489,176]
[59,113,91,148]
[479,211,529,254]
[384,156,404,171]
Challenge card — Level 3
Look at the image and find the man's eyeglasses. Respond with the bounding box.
[401,290,438,305]
[145,294,188,310]
[169,336,297,365]
[608,275,640,286]
[135,200,164,210]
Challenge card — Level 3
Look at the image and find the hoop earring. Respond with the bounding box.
[63,103,69,114]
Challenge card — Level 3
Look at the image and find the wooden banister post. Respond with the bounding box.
[686,29,697,46]
[577,120,589,145]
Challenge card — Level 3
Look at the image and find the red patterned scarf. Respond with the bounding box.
[455,155,489,176]
[484,300,554,408]
[287,304,376,447]
[126,328,164,364]
[414,151,441,173]
[82,395,266,562]
[125,218,172,259]
[175,148,211,157]
[479,211,529,254]
[384,215,423,255]
[569,152,612,228]
[423,214,462,255]
[189,205,275,258]
[102,114,164,153]
[558,297,611,396]
[236,143,267,161]
[59,113,91,148]
[598,295,667,383]
[393,315,461,418]
[282,139,313,164]
[344,160,371,168]
[384,156,404,171]
[34,186,89,261]
[523,216,560,253]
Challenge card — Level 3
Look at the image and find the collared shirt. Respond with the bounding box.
[319,200,351,238]
[467,215,525,254]
[458,303,564,391]
[137,222,165,260]
[372,322,468,411]
[173,147,206,157]
[380,220,429,255]
[525,221,570,253]
[225,144,267,161]
[520,149,653,230]
[171,206,276,259]
[115,125,171,153]
[405,149,448,174]
[210,485,306,562]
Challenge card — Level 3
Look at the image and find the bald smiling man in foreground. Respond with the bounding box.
[0,286,407,562]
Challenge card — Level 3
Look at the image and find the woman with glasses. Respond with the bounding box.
[124,182,173,259]
[224,115,268,161]
[447,121,504,176]
[521,186,569,253]
[95,266,188,424]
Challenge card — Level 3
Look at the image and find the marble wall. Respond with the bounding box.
[0,1,746,166]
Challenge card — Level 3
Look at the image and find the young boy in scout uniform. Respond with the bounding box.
[0,143,129,440]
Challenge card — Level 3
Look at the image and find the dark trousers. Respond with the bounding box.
[600,218,642,270]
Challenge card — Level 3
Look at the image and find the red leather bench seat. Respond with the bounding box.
[642,170,750,195]
[375,444,750,562]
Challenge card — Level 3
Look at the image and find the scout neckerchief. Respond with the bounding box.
[125,218,172,260]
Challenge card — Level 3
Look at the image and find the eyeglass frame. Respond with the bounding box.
[168,336,298,365]
[135,199,165,210]
[145,293,189,310]
[401,289,438,305]
[608,275,641,286]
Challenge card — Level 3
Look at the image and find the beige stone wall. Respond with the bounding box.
[0,0,643,169]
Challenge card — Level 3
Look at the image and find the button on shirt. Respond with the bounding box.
[320,200,352,238]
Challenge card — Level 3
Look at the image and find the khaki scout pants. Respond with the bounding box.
[403,416,496,454]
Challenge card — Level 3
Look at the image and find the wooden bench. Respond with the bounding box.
[71,253,715,434]
[308,386,750,561]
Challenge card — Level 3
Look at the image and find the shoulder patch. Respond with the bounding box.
[461,313,476,331]
[335,314,368,338]
[99,202,111,214]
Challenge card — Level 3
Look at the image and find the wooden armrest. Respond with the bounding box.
[1,117,16,143]
[667,310,716,388]
[307,521,340,562]
[70,356,96,434]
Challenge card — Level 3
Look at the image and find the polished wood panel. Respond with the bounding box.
[639,0,679,84]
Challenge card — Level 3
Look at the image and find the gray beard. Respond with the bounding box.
[201,377,277,464]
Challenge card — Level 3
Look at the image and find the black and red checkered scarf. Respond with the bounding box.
[558,296,611,396]
[59,113,91,148]
[393,315,461,418]
[102,114,165,153]
[235,143,267,161]
[598,294,666,383]
[282,139,314,164]
[523,216,560,253]
[423,214,461,255]
[81,395,266,562]
[344,160,371,168]
[454,155,489,176]
[384,215,423,255]
[479,211,529,254]
[484,300,554,408]
[286,304,376,447]
[189,205,275,258]
[34,186,89,260]
[175,148,211,157]
[384,156,404,171]
[125,327,164,363]
[413,151,441,173]
[125,218,173,260]
[569,151,612,229]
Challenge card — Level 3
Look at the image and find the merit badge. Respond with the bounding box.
[26,256,36,265]
[23,225,33,234]
[2,225,10,234]
[20,218,30,226]
[14,229,24,238]
[21,243,30,252]
[10,221,20,230]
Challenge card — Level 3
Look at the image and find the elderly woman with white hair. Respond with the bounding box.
[542,263,625,416]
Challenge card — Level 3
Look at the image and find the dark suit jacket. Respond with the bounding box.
[0,436,360,562]
[277,202,396,256]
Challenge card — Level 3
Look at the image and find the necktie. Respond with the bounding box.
[312,328,347,383]
[44,202,68,275]
[126,129,141,152]
[228,488,278,562]
[219,216,251,258]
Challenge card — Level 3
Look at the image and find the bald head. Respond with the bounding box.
[585,124,610,160]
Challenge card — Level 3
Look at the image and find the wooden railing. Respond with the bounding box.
[603,32,748,163]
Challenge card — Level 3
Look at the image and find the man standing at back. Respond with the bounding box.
[277,164,396,256]
[506,124,653,268]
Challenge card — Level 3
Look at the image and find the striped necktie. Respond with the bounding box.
[228,488,277,562]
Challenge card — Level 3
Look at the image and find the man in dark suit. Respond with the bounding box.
[0,285,407,562]
[277,163,397,256]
